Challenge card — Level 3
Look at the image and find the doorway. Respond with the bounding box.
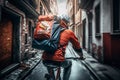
[0,8,20,70]
[82,19,86,49]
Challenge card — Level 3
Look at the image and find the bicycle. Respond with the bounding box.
[44,57,85,80]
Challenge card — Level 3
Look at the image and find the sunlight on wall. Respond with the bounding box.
[57,0,67,16]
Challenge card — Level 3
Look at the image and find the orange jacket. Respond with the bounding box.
[42,29,81,61]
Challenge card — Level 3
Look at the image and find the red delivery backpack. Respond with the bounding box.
[34,21,51,40]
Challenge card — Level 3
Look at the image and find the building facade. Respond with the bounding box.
[80,0,120,66]
[0,0,58,77]
[66,0,74,30]
[0,0,38,73]
[66,0,82,43]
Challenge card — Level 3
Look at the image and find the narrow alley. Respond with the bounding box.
[0,0,120,80]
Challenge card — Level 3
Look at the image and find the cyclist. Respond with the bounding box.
[42,14,84,80]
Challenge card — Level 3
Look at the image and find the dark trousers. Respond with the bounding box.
[43,60,72,80]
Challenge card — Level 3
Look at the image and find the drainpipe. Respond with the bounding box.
[73,0,75,31]
[0,6,1,22]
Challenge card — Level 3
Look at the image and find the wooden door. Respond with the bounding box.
[0,19,13,70]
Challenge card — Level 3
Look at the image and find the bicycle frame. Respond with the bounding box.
[44,57,85,80]
[45,65,61,80]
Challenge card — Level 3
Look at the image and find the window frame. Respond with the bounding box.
[95,3,101,38]
[112,0,120,34]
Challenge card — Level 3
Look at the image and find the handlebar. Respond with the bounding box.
[65,57,86,60]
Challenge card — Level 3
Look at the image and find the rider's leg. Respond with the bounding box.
[47,67,55,80]
[43,60,55,80]
[61,60,72,80]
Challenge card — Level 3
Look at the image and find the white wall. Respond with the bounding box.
[82,10,86,20]
[101,0,112,33]
[92,0,101,46]
[82,0,112,50]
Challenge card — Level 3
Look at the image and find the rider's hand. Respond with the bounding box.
[79,56,85,60]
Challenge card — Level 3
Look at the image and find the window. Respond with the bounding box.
[25,34,27,44]
[82,19,86,49]
[95,4,100,37]
[28,21,32,37]
[76,0,79,13]
[113,0,120,33]
[88,12,93,37]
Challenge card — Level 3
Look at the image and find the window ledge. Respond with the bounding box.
[111,33,120,35]
[111,33,120,38]
[95,33,101,38]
